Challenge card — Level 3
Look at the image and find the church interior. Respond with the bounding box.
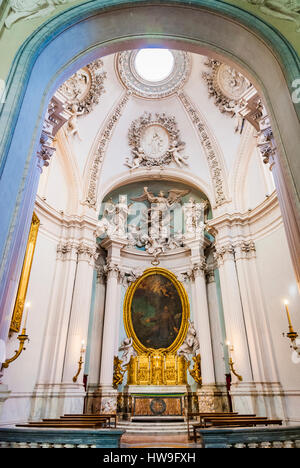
[0,0,300,450]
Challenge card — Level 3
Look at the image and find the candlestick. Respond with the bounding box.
[23,301,31,328]
[283,300,298,344]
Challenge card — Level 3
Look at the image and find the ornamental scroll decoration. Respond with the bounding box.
[124,112,189,169]
[178,92,227,207]
[83,92,131,208]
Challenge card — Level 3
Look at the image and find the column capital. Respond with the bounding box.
[214,243,235,266]
[233,240,256,260]
[192,260,207,278]
[77,242,97,262]
[206,268,215,284]
[56,242,78,262]
[104,261,120,280]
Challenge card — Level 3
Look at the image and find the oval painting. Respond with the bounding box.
[131,273,183,350]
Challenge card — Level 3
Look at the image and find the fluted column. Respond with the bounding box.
[233,240,285,418]
[186,238,215,387]
[206,268,226,385]
[99,238,127,396]
[62,242,96,383]
[88,266,106,387]
[192,262,216,386]
[215,244,253,383]
[37,242,78,384]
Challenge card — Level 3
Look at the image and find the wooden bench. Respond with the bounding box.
[186,412,238,439]
[64,413,117,428]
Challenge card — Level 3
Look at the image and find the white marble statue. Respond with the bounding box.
[245,0,300,32]
[177,321,200,361]
[118,337,137,368]
[5,0,69,29]
[96,196,131,239]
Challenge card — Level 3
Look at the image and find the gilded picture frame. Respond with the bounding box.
[9,212,40,334]
[123,267,190,354]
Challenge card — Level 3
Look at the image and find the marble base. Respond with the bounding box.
[197,384,229,413]
[0,385,11,420]
[230,382,286,419]
[30,383,86,420]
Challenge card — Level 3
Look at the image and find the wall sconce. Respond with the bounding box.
[2,302,30,369]
[73,340,86,383]
[226,341,243,382]
[283,300,300,356]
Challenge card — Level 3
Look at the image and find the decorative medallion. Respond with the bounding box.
[117,50,191,99]
[150,398,167,416]
[202,59,252,132]
[125,112,189,169]
[58,59,107,115]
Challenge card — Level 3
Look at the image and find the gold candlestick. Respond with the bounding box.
[226,341,243,382]
[284,300,298,344]
[72,340,86,383]
[1,328,29,369]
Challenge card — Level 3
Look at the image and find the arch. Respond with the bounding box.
[0,0,299,344]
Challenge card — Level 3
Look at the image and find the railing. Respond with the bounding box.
[197,426,300,448]
[0,427,124,448]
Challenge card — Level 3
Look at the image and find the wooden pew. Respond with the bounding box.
[193,417,282,442]
[64,413,117,428]
[186,412,239,439]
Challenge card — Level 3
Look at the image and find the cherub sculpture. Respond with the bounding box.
[177,321,200,361]
[169,140,189,167]
[67,104,84,140]
[118,337,137,368]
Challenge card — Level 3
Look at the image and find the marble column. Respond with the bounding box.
[215,244,253,385]
[31,241,79,420]
[206,268,226,386]
[192,262,216,387]
[84,264,107,414]
[99,238,126,413]
[234,240,285,419]
[62,242,96,383]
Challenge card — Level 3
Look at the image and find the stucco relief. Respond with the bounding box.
[124,113,189,169]
[202,59,252,133]
[4,0,70,29]
[244,0,300,32]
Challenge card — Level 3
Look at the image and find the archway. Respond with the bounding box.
[0,0,299,355]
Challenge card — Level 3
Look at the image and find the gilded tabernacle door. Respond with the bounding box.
[123,268,190,386]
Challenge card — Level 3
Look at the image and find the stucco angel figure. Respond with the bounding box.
[169,140,189,167]
[118,337,137,368]
[5,0,68,29]
[131,186,190,211]
[177,320,200,361]
[245,0,300,32]
[67,104,84,140]
[124,147,146,169]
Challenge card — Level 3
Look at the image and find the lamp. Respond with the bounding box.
[2,302,30,369]
[73,340,86,383]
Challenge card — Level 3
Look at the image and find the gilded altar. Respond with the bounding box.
[127,352,188,386]
[121,268,191,387]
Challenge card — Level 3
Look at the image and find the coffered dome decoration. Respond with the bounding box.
[116,50,191,99]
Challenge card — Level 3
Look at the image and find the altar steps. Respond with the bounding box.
[117,420,188,434]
